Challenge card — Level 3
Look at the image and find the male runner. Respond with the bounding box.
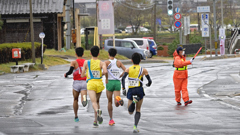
[121,53,152,133]
[81,46,107,128]
[105,48,126,126]
[64,47,87,122]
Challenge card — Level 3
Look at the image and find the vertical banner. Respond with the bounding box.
[98,1,114,34]
[219,28,226,55]
[187,16,190,34]
[184,16,190,35]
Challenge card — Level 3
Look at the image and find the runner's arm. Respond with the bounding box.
[119,61,126,78]
[101,61,108,76]
[143,68,152,87]
[121,68,129,89]
[105,61,109,84]
[81,61,87,78]
[64,61,75,77]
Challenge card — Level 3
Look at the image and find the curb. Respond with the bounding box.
[201,54,240,61]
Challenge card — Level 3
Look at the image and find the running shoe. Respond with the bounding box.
[133,125,139,133]
[97,109,103,124]
[74,117,79,122]
[93,121,99,128]
[177,102,182,106]
[185,100,192,106]
[82,95,87,107]
[116,96,124,106]
[109,119,115,126]
[133,96,140,104]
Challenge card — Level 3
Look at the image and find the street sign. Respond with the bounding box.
[219,28,226,55]
[201,13,209,37]
[197,6,210,13]
[175,7,180,13]
[174,21,182,28]
[39,32,45,39]
[39,32,45,64]
[174,13,181,20]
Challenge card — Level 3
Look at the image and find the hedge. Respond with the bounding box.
[0,42,47,64]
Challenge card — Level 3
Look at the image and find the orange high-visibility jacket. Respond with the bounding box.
[173,50,191,79]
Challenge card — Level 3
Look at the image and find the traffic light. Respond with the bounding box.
[167,0,173,16]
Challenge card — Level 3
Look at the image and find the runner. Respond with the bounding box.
[173,46,194,106]
[121,53,152,133]
[105,48,126,126]
[64,47,87,122]
[81,46,107,128]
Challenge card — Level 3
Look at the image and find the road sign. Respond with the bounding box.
[39,32,45,39]
[174,21,182,28]
[197,6,210,13]
[175,7,180,13]
[201,13,209,37]
[174,13,181,20]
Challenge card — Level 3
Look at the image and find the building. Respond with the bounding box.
[0,0,66,50]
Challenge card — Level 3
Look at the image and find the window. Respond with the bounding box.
[107,40,121,47]
[134,40,143,46]
[122,41,134,48]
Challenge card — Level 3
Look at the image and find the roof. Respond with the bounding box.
[0,0,64,15]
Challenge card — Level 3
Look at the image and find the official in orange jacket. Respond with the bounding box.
[173,47,194,106]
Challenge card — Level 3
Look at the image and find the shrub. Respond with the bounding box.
[0,42,47,64]
[157,46,164,50]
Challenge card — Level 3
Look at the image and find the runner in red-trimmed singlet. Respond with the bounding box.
[64,47,88,122]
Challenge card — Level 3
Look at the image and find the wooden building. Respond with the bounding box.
[0,0,65,50]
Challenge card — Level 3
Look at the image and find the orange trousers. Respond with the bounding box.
[173,77,189,102]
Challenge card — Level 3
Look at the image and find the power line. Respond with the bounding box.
[115,0,154,10]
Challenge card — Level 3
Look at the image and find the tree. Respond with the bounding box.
[114,0,152,34]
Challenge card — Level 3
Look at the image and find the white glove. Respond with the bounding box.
[190,58,194,64]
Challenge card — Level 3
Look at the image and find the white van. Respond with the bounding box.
[124,38,150,57]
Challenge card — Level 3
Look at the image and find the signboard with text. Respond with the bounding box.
[98,1,114,34]
[201,13,209,37]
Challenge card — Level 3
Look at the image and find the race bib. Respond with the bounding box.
[110,69,120,77]
[128,80,139,87]
[91,70,100,78]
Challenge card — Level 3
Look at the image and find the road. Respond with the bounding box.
[0,57,240,135]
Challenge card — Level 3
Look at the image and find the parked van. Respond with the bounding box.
[124,38,150,57]
[104,39,148,59]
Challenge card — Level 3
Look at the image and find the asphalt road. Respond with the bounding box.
[0,57,240,135]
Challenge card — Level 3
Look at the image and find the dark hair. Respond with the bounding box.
[131,53,141,64]
[108,48,117,57]
[75,47,84,57]
[90,46,100,57]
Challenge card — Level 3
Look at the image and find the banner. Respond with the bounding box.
[98,1,114,34]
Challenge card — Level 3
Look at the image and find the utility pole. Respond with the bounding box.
[221,0,223,27]
[73,0,75,29]
[213,0,218,56]
[29,0,35,63]
[66,0,71,50]
[179,0,182,45]
[197,0,200,32]
[153,0,157,41]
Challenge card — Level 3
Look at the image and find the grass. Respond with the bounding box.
[44,49,128,60]
[0,56,69,74]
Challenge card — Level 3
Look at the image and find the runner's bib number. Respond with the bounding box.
[91,70,100,78]
[128,80,139,87]
[110,69,120,77]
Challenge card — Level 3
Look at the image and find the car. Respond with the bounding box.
[104,39,148,60]
[115,29,122,33]
[147,40,157,58]
[124,38,150,57]
[125,26,150,33]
